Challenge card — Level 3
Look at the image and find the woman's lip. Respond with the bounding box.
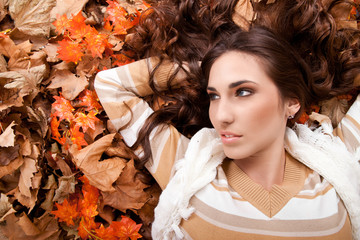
[220,133,242,144]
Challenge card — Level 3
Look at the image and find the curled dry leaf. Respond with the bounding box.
[102,159,150,212]
[0,145,20,166]
[71,133,127,192]
[0,54,7,72]
[0,156,23,178]
[232,0,254,30]
[47,69,88,100]
[8,0,57,37]
[0,121,16,147]
[18,157,38,198]
[50,0,89,20]
[53,175,76,203]
[27,106,49,138]
[2,64,47,101]
[0,78,24,111]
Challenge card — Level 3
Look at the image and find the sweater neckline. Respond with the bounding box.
[222,151,308,218]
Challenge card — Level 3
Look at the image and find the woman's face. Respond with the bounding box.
[207,51,298,161]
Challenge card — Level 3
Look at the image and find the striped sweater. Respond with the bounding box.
[94,57,359,239]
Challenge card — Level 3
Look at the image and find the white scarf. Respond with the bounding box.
[151,124,360,240]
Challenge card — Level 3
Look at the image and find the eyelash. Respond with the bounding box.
[208,88,253,101]
[235,88,253,97]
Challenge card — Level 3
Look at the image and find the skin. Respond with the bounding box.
[207,51,300,191]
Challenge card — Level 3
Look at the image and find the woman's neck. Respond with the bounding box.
[233,144,286,191]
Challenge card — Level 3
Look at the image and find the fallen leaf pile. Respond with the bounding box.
[0,0,359,239]
[0,0,160,239]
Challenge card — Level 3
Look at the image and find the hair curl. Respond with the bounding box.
[125,0,360,168]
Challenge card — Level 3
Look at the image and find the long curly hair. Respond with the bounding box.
[125,0,360,168]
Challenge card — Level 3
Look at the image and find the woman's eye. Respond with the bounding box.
[208,93,220,101]
[236,89,252,97]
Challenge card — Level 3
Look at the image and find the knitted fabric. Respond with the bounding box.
[151,124,360,240]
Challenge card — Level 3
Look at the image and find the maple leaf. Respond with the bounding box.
[105,0,139,35]
[95,224,116,240]
[71,24,97,41]
[81,183,100,206]
[74,111,100,133]
[51,198,79,226]
[53,14,71,34]
[70,125,88,149]
[110,216,142,240]
[80,200,98,220]
[112,53,135,67]
[52,95,75,121]
[85,33,110,58]
[50,116,66,145]
[78,216,98,239]
[67,11,87,34]
[78,89,103,111]
[106,0,128,23]
[79,181,100,220]
[57,39,84,64]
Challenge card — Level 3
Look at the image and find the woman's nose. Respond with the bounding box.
[216,100,234,125]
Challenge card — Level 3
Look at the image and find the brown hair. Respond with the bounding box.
[201,26,313,122]
[254,0,360,99]
[127,0,360,168]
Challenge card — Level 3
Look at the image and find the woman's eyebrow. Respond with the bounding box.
[228,80,256,89]
[207,87,216,91]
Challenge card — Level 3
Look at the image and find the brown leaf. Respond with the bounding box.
[319,97,349,127]
[0,0,7,23]
[0,54,7,72]
[0,145,20,166]
[19,136,32,156]
[101,159,150,212]
[30,50,48,68]
[26,106,48,138]
[43,43,60,63]
[2,64,47,100]
[18,157,37,198]
[18,213,41,236]
[55,156,73,176]
[0,121,16,147]
[0,156,23,178]
[8,0,57,37]
[50,0,89,19]
[17,40,33,54]
[47,69,88,100]
[13,185,38,210]
[137,183,161,239]
[0,37,18,58]
[76,54,100,77]
[40,189,55,211]
[0,193,12,219]
[0,213,60,239]
[85,119,105,141]
[71,133,127,192]
[53,175,76,203]
[0,78,24,111]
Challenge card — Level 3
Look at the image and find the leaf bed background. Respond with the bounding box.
[0,0,359,239]
[0,0,160,239]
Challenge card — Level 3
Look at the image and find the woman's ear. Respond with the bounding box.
[286,98,301,117]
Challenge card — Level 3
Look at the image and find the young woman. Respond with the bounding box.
[95,1,360,239]
[95,26,360,239]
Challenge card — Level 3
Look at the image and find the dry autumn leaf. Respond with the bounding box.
[101,159,149,212]
[47,69,88,100]
[50,0,89,21]
[8,0,56,37]
[0,121,16,147]
[70,133,127,192]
